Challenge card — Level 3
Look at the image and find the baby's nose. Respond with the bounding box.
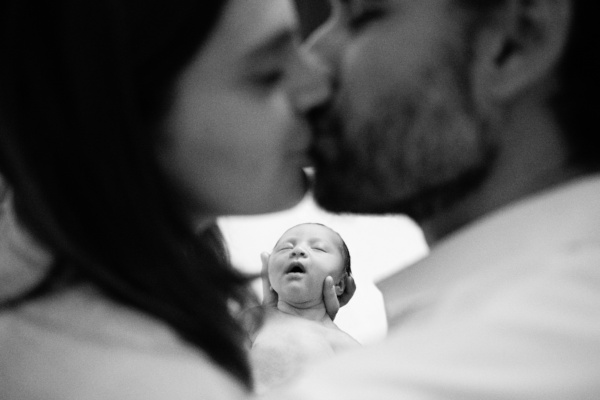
[291,247,307,257]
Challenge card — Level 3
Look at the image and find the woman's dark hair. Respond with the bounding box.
[458,0,600,172]
[0,0,256,387]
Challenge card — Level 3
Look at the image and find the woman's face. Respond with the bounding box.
[160,0,329,217]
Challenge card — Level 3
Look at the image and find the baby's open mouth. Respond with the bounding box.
[286,261,306,274]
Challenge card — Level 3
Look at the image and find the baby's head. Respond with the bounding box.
[268,223,351,307]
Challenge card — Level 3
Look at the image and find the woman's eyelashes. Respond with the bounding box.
[252,69,285,89]
[348,7,385,30]
[343,0,387,31]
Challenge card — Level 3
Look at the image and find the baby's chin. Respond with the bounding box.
[280,294,314,304]
[278,289,321,306]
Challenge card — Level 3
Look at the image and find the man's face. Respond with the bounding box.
[307,0,496,221]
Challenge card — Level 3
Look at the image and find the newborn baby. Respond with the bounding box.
[250,223,360,392]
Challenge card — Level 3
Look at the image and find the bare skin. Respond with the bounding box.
[249,233,359,393]
[250,307,359,393]
[260,251,356,320]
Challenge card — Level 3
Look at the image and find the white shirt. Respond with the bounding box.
[262,175,600,399]
[0,195,247,400]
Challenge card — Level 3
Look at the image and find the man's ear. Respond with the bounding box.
[470,0,572,106]
[335,276,346,296]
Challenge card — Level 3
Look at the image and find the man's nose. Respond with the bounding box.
[303,10,346,82]
[289,47,332,115]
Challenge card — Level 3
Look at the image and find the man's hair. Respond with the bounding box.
[458,0,600,171]
[0,0,254,387]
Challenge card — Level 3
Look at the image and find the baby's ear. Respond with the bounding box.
[335,277,346,296]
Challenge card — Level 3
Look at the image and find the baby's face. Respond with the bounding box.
[268,224,346,305]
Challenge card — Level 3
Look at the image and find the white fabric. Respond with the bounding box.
[0,196,246,400]
[262,175,600,400]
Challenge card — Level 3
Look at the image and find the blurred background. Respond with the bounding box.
[218,1,429,344]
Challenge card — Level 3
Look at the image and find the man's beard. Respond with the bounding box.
[310,67,496,223]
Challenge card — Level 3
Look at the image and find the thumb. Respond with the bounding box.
[260,251,277,306]
[323,276,340,320]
